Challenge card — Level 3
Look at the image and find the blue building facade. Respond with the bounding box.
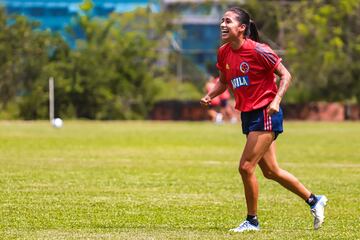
[162,1,227,69]
[0,0,156,31]
[0,0,223,68]
[0,0,158,48]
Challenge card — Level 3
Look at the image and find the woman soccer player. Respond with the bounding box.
[200,7,327,232]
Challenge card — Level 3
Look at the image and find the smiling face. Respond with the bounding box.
[220,11,246,42]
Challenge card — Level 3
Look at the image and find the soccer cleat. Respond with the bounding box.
[229,220,260,233]
[311,195,328,230]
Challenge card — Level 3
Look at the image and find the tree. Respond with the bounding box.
[51,4,182,119]
[283,0,360,103]
[0,2,201,120]
[0,7,67,119]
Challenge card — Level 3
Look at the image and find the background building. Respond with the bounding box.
[161,0,244,69]
[0,0,158,39]
[162,0,224,68]
[0,0,228,69]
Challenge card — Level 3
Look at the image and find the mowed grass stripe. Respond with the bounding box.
[0,121,359,239]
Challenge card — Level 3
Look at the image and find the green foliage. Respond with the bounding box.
[53,7,182,119]
[284,0,360,103]
[1,0,360,119]
[62,6,201,119]
[242,0,281,44]
[79,0,94,12]
[0,8,60,112]
[223,0,360,104]
[0,4,200,120]
[0,7,66,118]
[155,79,202,101]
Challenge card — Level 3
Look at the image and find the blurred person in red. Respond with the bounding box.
[204,75,235,123]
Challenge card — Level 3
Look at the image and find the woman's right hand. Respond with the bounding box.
[200,95,212,107]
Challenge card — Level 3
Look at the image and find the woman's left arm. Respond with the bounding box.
[267,63,292,115]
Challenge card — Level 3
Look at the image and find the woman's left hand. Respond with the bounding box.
[267,97,281,116]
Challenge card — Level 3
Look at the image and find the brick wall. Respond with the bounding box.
[150,100,360,121]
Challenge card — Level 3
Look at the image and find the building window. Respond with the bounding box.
[95,7,114,16]
[48,8,69,17]
[6,6,22,14]
[28,7,45,17]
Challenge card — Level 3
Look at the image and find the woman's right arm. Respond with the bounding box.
[200,72,227,107]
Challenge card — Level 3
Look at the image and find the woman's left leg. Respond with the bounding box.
[258,140,328,230]
[258,141,311,200]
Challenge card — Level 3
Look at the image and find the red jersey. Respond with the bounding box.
[216,38,282,112]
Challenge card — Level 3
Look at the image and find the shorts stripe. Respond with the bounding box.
[241,106,283,139]
[263,109,267,130]
[263,109,272,131]
[268,115,272,131]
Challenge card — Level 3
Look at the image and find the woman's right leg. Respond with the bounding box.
[239,131,274,215]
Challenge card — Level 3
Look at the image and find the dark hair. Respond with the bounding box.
[227,7,259,42]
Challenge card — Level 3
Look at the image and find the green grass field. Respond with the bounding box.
[0,121,359,239]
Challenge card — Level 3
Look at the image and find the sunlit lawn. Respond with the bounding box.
[0,121,359,239]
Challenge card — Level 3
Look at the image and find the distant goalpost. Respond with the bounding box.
[49,77,54,124]
[49,77,64,128]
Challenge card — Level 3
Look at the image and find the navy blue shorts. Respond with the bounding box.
[241,106,283,140]
[220,99,228,108]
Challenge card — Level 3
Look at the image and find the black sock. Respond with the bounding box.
[246,215,259,226]
[306,193,318,207]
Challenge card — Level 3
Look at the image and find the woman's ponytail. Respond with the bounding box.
[227,7,260,42]
[248,20,259,42]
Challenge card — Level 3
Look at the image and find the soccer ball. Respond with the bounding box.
[52,118,63,128]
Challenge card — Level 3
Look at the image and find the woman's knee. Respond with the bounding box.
[238,162,255,177]
[262,169,281,180]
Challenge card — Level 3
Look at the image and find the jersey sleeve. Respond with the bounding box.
[216,44,226,73]
[255,43,282,72]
